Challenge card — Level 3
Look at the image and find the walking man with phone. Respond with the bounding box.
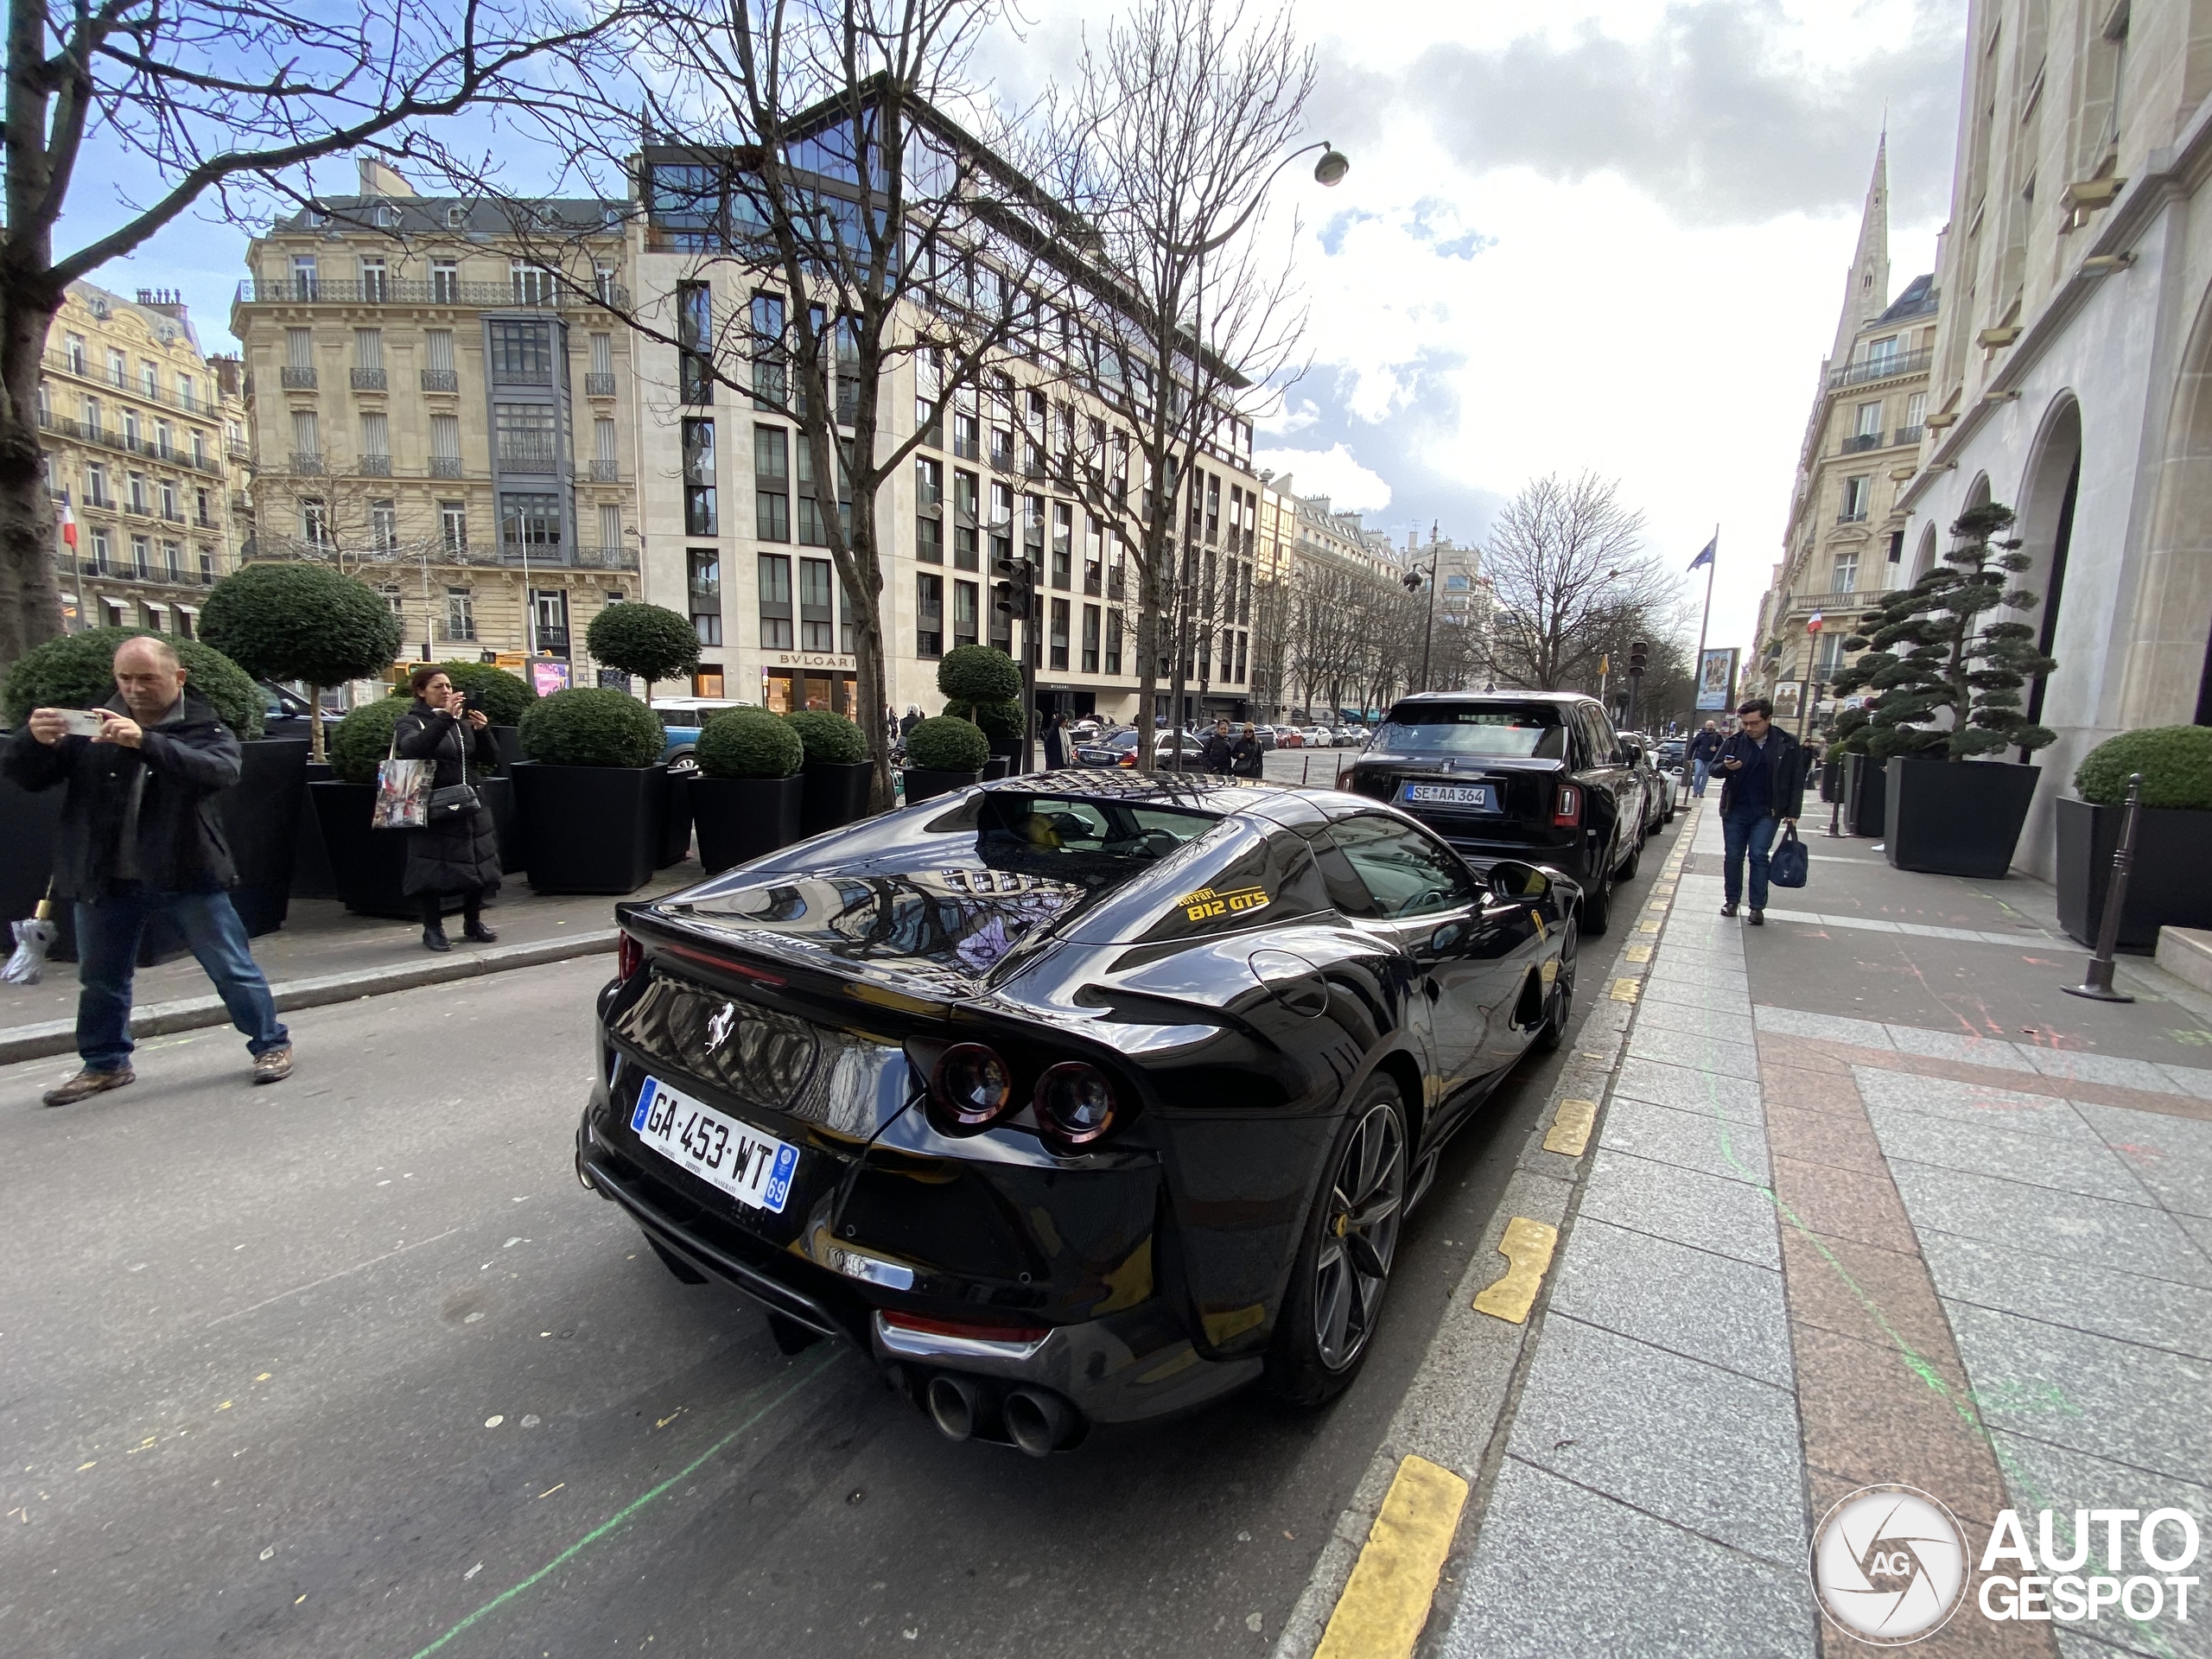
[4,636,291,1106]
[1716,697,1811,926]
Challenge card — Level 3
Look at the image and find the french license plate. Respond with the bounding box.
[1404,781,1497,811]
[631,1075,799,1214]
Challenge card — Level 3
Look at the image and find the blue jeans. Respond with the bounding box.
[75,887,289,1071]
[1722,810,1780,910]
[1691,759,1713,797]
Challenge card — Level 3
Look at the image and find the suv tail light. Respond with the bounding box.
[1554,785,1582,827]
[616,931,645,981]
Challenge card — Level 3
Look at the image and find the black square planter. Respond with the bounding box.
[901,766,981,806]
[510,762,664,894]
[652,768,693,868]
[1842,753,1887,837]
[1819,758,1844,805]
[2056,796,2212,950]
[693,775,804,874]
[1885,757,2040,878]
[800,760,874,836]
[311,780,464,919]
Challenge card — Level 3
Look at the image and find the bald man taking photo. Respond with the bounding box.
[5,635,292,1106]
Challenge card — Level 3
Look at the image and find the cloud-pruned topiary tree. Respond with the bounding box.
[200,563,402,760]
[784,709,867,765]
[3,626,264,739]
[936,645,1020,721]
[518,687,666,768]
[697,705,804,778]
[904,715,988,773]
[1830,501,2057,762]
[584,601,701,692]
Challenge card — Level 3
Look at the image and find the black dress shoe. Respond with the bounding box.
[423,925,452,953]
[463,918,499,944]
[1749,909,1765,925]
[1720,901,1739,917]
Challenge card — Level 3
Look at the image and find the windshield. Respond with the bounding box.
[1372,704,1569,759]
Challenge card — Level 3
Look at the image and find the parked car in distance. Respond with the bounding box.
[1656,738,1688,776]
[1071,742,1124,768]
[1120,731,1211,771]
[1275,727,1304,749]
[1338,690,1650,934]
[1305,727,1333,747]
[577,772,1582,1452]
[1623,735,1674,832]
[258,679,343,742]
[650,697,755,775]
[1254,725,1279,752]
[1068,718,1104,743]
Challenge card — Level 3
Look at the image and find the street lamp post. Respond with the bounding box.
[1402,552,1439,692]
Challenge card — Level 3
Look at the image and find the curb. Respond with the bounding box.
[1269,807,1698,1659]
[0,929,618,1067]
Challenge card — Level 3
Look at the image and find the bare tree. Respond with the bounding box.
[1477,473,1681,694]
[0,0,641,674]
[1056,0,1319,763]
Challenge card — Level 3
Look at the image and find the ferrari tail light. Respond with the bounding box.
[1554,785,1582,827]
[1033,1062,1118,1152]
[616,931,645,981]
[930,1042,1018,1132]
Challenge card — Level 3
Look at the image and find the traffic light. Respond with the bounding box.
[993,556,1034,621]
[1628,640,1649,676]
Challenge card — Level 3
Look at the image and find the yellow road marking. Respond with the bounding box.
[1634,918,1660,934]
[1623,944,1652,963]
[1472,1217,1559,1323]
[1609,977,1641,1002]
[1312,1456,1471,1659]
[1543,1098,1599,1157]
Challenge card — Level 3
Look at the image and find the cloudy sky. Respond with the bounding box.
[88,0,1967,658]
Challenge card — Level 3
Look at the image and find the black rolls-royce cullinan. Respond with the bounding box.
[575,772,1580,1455]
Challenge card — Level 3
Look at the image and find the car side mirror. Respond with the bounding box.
[1486,859,1550,905]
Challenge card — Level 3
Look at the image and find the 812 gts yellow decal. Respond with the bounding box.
[1177,884,1270,923]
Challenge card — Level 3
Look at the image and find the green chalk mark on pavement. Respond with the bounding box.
[410,1346,840,1658]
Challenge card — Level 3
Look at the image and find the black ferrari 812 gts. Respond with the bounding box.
[575,772,1580,1453]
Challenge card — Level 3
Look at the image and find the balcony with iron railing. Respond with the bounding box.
[41,352,224,418]
[56,550,216,588]
[350,367,387,391]
[1826,346,1934,390]
[585,372,618,397]
[435,620,477,644]
[36,411,226,474]
[420,368,459,393]
[236,277,631,310]
[430,454,463,478]
[280,365,317,389]
[1835,508,1869,524]
[357,453,391,476]
[1785,588,1882,617]
[1840,431,1884,454]
[289,451,325,474]
[1893,424,1924,447]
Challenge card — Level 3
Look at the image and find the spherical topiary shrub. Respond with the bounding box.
[904,715,988,773]
[435,661,534,727]
[518,686,666,768]
[970,698,1027,749]
[584,601,701,689]
[3,626,264,739]
[200,563,401,756]
[328,696,410,785]
[2075,726,2212,811]
[696,706,804,779]
[937,645,1020,716]
[784,709,868,765]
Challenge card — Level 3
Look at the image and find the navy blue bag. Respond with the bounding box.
[1769,824,1808,889]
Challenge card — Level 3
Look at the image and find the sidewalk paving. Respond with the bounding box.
[1426,804,2212,1658]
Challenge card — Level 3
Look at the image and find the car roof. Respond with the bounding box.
[1386,690,1598,708]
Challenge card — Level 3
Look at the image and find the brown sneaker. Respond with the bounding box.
[252,1047,294,1084]
[41,1066,135,1108]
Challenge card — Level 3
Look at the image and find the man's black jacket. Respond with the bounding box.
[3,690,241,899]
[1688,728,1725,764]
[1715,725,1813,821]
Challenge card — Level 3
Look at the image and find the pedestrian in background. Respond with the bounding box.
[393,666,503,954]
[1716,697,1810,925]
[5,635,291,1106]
[1688,720,1724,798]
[1041,710,1068,770]
[1230,722,1264,779]
[1201,717,1235,775]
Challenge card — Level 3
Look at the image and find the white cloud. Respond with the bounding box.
[1254,442,1393,513]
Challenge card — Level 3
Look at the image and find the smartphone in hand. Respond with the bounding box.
[56,709,107,738]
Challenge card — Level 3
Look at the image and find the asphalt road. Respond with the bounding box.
[1,814,1671,1659]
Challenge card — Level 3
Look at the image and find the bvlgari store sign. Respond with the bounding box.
[772,652,856,670]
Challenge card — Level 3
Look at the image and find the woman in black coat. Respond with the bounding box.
[1042,711,1068,770]
[393,665,504,952]
[1230,723,1264,779]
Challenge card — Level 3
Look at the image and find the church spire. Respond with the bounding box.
[1830,132,1892,366]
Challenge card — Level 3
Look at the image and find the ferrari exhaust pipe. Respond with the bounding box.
[1003,1387,1077,1458]
[926,1375,978,1442]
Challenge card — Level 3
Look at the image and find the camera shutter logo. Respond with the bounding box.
[1811,1484,1969,1645]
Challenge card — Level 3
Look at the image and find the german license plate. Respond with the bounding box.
[631,1075,799,1214]
[1404,781,1496,810]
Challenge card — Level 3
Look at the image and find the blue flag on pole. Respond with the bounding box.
[1688,537,1716,573]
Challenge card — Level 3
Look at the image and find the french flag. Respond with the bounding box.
[57,493,76,550]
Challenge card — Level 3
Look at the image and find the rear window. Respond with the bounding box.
[977,792,1217,881]
[1372,704,1569,759]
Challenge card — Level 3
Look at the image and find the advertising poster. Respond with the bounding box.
[1695,647,1738,712]
[531,659,572,696]
[1772,681,1803,722]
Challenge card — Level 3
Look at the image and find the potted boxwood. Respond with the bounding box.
[1829,501,2056,876]
[901,715,988,805]
[512,688,669,894]
[2056,726,2212,950]
[200,562,401,765]
[2,626,296,960]
[693,708,805,874]
[584,600,701,696]
[786,709,873,835]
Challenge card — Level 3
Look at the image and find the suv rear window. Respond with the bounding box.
[1371,704,1568,759]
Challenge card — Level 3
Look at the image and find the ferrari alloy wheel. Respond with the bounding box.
[1267,1080,1408,1405]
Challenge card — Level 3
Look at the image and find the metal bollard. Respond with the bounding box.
[2063,771,2141,1003]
